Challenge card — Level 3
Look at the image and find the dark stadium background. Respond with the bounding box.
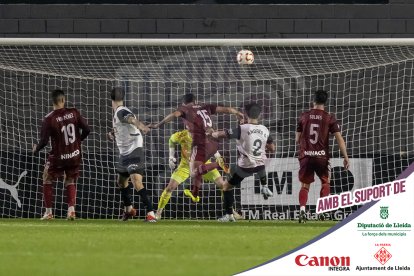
[0,1,412,39]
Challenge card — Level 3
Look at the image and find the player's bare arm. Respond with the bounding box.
[32,143,39,153]
[149,110,182,129]
[215,106,244,122]
[210,130,227,139]
[295,131,301,145]
[334,132,350,170]
[126,116,150,134]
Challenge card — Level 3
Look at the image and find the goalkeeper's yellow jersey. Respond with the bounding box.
[169,129,192,166]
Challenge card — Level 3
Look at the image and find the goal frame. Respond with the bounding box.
[0,37,413,220]
[1,37,414,47]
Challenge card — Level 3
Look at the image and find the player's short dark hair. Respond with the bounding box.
[244,103,262,119]
[182,93,195,104]
[110,87,124,101]
[51,89,64,105]
[314,90,328,105]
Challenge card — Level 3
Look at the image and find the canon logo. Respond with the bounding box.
[295,254,350,267]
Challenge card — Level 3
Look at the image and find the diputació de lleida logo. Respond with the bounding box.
[380,206,389,219]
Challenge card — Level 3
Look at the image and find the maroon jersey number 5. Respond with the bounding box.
[297,109,340,160]
[309,123,319,144]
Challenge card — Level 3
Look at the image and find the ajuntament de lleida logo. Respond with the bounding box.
[380,206,389,219]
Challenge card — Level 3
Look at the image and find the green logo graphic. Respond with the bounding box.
[380,206,389,220]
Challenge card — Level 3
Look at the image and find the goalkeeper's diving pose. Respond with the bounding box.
[156,128,242,220]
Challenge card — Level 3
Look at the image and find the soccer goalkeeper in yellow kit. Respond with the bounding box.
[156,129,240,220]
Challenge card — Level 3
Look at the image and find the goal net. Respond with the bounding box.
[0,38,413,220]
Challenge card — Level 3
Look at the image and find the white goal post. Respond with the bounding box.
[0,38,413,220]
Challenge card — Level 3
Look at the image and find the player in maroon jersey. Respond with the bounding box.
[149,93,243,201]
[296,90,349,223]
[33,89,90,220]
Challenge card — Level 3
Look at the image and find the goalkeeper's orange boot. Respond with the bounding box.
[121,208,136,221]
[216,156,230,174]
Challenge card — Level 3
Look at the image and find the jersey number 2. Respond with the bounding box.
[252,139,262,156]
[61,123,76,145]
[197,110,212,127]
[309,123,319,144]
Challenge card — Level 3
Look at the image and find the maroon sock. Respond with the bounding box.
[320,184,330,198]
[199,162,220,175]
[299,187,309,207]
[191,174,202,197]
[43,183,54,208]
[65,184,76,207]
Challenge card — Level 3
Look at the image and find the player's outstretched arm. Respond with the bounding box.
[127,117,150,134]
[210,126,241,140]
[210,130,228,139]
[334,132,350,170]
[215,106,244,122]
[149,110,182,129]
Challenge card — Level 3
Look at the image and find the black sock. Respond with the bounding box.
[223,190,234,215]
[260,176,267,186]
[120,187,132,207]
[137,188,153,212]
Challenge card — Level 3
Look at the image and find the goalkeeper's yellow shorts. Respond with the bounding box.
[171,162,221,184]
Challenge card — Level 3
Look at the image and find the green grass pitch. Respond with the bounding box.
[0,219,336,276]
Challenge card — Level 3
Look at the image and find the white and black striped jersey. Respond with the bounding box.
[113,106,143,155]
[226,123,272,168]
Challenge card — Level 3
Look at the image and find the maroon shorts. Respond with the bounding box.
[298,157,330,185]
[45,159,80,180]
[191,140,219,163]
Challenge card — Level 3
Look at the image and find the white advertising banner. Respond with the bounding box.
[241,158,373,205]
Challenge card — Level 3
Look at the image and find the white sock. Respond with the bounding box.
[126,205,132,212]
[68,206,75,213]
[214,152,221,159]
[148,211,155,217]
[300,206,306,212]
[46,208,52,214]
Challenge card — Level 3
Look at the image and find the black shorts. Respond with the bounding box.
[228,165,266,187]
[116,147,145,177]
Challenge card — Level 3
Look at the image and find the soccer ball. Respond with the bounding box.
[237,49,254,65]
